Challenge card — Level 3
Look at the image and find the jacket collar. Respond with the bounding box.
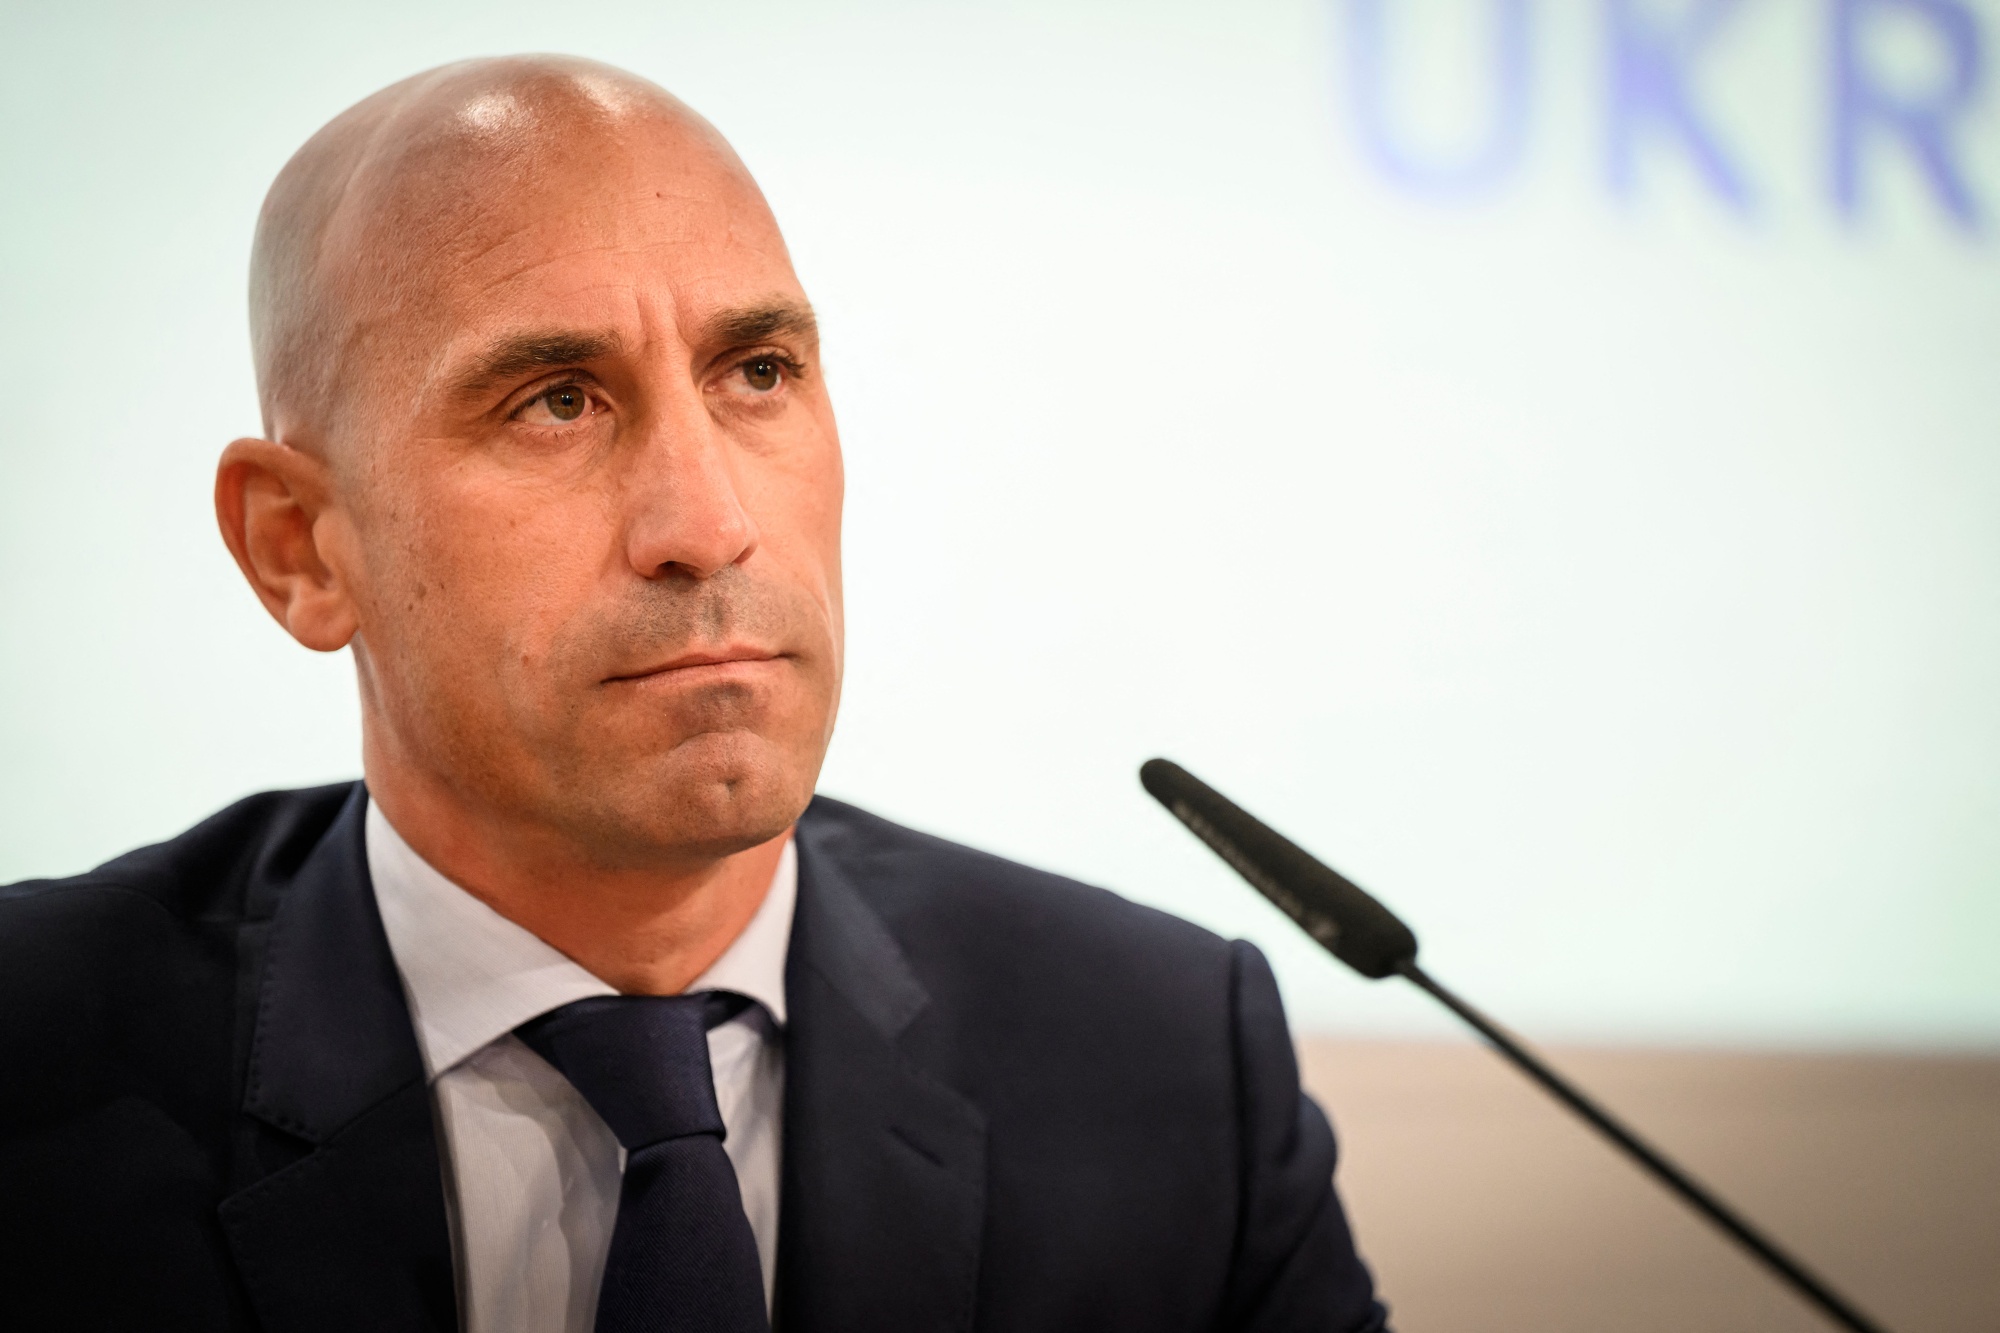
[777,800,989,1333]
[213,787,987,1333]
[219,783,458,1333]
[239,786,425,1139]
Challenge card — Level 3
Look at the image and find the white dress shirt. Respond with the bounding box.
[365,798,792,1333]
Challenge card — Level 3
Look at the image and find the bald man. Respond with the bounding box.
[0,57,1387,1333]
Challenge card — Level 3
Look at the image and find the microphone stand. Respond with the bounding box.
[1394,959,1887,1333]
[1139,758,1892,1333]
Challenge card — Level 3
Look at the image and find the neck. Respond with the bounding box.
[363,752,787,997]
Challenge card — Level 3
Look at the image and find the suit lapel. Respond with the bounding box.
[777,806,988,1333]
[215,787,985,1332]
[219,785,457,1333]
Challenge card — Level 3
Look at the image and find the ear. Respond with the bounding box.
[214,438,360,652]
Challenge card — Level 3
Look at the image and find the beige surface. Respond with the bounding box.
[1299,1040,2000,1333]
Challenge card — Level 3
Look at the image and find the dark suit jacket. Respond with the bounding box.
[0,783,1387,1332]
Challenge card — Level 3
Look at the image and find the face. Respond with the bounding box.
[321,110,843,867]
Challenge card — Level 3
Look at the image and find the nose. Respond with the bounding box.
[621,406,760,581]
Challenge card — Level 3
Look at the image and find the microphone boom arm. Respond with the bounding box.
[1138,758,1891,1333]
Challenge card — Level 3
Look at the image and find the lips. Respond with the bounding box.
[604,647,783,684]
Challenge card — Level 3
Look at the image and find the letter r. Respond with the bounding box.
[1831,0,1985,229]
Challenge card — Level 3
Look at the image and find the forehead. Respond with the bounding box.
[337,106,799,367]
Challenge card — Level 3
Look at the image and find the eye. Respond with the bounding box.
[516,384,597,425]
[740,355,784,394]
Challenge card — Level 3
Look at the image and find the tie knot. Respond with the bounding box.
[516,993,750,1150]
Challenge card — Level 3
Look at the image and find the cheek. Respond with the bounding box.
[364,471,612,702]
[757,432,845,594]
[472,500,616,677]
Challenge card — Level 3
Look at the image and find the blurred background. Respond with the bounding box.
[3,1,1996,1328]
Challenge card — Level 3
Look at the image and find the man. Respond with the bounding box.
[0,56,1387,1333]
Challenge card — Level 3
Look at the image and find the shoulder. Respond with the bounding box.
[796,794,1242,1043]
[1,782,359,931]
[0,783,360,1065]
[0,783,359,1139]
[790,801,1319,1327]
[800,793,1233,962]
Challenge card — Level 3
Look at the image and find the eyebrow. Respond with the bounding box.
[450,330,623,397]
[447,300,819,399]
[700,300,819,353]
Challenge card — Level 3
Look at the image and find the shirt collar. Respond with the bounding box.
[366,796,795,1081]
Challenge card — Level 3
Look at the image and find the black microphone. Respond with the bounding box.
[1139,757,1892,1333]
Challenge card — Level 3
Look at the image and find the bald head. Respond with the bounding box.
[219,53,843,928]
[249,55,768,447]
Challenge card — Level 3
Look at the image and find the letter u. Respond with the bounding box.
[1346,0,1534,199]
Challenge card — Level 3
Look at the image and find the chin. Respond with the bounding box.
[576,729,818,866]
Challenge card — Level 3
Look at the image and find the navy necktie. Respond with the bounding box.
[517,992,770,1333]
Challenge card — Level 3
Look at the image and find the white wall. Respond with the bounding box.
[3,0,1996,1046]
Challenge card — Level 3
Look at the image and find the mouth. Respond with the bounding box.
[603,647,786,687]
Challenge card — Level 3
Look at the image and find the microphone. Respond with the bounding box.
[1139,758,1892,1333]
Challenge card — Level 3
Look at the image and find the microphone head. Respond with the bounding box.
[1139,758,1418,979]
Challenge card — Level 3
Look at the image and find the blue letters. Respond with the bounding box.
[1607,0,1755,209]
[1339,0,1991,234]
[1831,0,1985,228]
[1346,0,1533,199]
